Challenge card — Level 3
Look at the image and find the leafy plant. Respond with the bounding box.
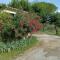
[0,37,37,53]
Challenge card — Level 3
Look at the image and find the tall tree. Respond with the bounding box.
[49,13,60,34]
[9,0,21,9]
[9,0,31,11]
[32,2,57,31]
[32,2,57,16]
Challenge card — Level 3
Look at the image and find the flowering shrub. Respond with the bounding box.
[29,19,42,32]
[0,11,42,43]
[18,15,42,33]
[18,21,32,36]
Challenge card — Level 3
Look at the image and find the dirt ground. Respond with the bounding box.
[15,34,60,60]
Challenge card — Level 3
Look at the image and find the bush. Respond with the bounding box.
[0,11,42,43]
[0,13,14,29]
[1,28,15,42]
[29,19,42,32]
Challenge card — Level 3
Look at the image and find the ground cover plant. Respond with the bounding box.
[0,37,38,60]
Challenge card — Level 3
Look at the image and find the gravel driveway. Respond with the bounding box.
[15,34,60,60]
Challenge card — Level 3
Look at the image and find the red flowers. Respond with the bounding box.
[29,19,42,32]
[19,17,42,33]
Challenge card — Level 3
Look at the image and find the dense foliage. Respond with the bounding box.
[9,0,31,11]
[0,0,60,55]
[0,37,37,53]
[0,11,41,43]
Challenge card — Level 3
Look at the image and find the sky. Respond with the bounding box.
[0,0,60,12]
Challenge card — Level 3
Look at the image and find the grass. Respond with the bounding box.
[43,29,60,36]
[40,24,60,36]
[0,37,38,60]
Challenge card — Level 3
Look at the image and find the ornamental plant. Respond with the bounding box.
[29,19,42,32]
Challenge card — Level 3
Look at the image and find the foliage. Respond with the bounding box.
[0,13,14,30]
[9,0,22,9]
[1,28,15,42]
[49,13,60,26]
[0,1,60,60]
[49,13,60,34]
[13,11,42,36]
[29,19,42,32]
[0,4,6,10]
[0,11,42,42]
[32,2,57,31]
[0,37,38,60]
[0,37,38,53]
[32,2,57,16]
[9,0,31,11]
[0,13,15,42]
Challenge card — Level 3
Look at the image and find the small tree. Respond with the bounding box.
[49,13,60,34]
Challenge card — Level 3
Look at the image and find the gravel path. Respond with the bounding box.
[15,34,60,60]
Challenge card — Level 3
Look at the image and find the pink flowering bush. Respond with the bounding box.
[29,19,42,32]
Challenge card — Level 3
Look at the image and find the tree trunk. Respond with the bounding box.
[55,25,58,35]
[43,23,45,31]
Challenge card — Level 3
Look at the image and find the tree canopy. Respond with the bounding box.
[32,2,57,16]
[9,0,31,11]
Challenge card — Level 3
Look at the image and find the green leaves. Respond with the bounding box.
[0,13,14,29]
[32,2,57,16]
[9,0,31,11]
[0,37,37,53]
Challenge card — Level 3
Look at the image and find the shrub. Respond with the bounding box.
[1,28,16,43]
[0,13,16,42]
[29,19,42,32]
[0,11,42,42]
[0,13,14,29]
[18,21,32,38]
